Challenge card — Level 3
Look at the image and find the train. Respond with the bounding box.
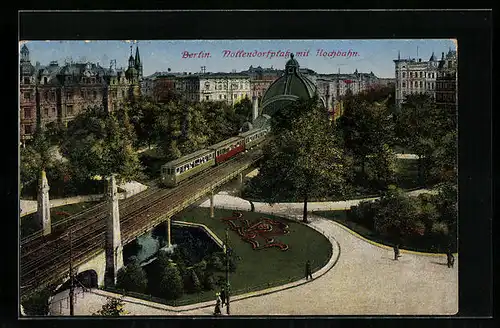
[160,127,269,187]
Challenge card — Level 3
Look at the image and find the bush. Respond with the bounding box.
[116,260,148,294]
[202,271,215,291]
[21,288,52,316]
[159,263,183,300]
[183,269,202,293]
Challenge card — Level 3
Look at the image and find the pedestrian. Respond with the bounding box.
[250,201,255,212]
[393,244,401,261]
[305,260,313,280]
[446,250,455,268]
[213,292,222,316]
[220,287,226,307]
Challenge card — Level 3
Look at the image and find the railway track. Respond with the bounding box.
[20,148,263,297]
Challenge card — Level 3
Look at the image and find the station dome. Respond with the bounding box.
[261,53,318,117]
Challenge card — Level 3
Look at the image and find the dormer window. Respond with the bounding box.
[288,67,294,74]
[43,77,48,84]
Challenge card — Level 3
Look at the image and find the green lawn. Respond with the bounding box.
[20,201,100,238]
[166,207,333,305]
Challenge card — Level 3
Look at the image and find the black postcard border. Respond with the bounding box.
[4,9,494,328]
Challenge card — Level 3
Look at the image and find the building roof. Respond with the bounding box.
[261,53,317,117]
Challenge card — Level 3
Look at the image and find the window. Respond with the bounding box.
[401,82,405,88]
[122,90,126,98]
[52,108,56,115]
[66,91,73,100]
[206,96,210,100]
[23,77,30,84]
[24,124,33,134]
[44,108,49,117]
[420,72,423,78]
[410,72,413,78]
[51,92,56,101]
[219,95,222,99]
[44,91,48,100]
[23,108,32,119]
[419,81,422,88]
[67,105,74,115]
[23,92,31,100]
[402,72,406,78]
[93,90,97,99]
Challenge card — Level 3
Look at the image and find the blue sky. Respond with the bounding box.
[21,39,456,78]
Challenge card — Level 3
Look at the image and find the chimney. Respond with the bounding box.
[252,96,259,122]
[442,52,445,60]
[419,58,422,62]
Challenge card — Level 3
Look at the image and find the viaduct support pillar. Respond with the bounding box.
[238,172,243,196]
[210,189,215,219]
[37,170,51,236]
[166,217,171,247]
[105,174,124,287]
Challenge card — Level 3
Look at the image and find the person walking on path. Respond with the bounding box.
[249,200,255,212]
[446,250,455,268]
[213,292,222,316]
[305,260,313,280]
[393,244,401,261]
[220,287,227,308]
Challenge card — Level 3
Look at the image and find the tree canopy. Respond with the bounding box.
[256,96,347,222]
[60,106,141,183]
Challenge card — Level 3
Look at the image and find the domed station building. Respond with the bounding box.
[251,53,323,129]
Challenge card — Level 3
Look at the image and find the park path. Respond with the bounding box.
[49,188,457,316]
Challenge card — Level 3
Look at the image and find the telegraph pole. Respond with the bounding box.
[69,228,74,316]
[225,228,230,315]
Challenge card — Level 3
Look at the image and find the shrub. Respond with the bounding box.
[183,269,202,293]
[159,263,183,300]
[21,288,52,316]
[93,297,127,316]
[116,260,148,294]
[202,271,215,291]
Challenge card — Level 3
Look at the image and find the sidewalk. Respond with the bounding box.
[199,188,436,213]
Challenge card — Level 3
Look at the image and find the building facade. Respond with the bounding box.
[175,73,251,105]
[19,44,143,142]
[435,50,458,109]
[394,51,441,108]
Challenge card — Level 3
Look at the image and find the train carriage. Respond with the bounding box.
[209,136,245,165]
[239,128,269,150]
[161,149,215,187]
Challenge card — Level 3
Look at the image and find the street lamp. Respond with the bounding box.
[225,228,231,315]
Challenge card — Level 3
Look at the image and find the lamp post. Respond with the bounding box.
[225,228,230,315]
[69,228,74,316]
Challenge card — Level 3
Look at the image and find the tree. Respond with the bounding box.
[336,95,395,178]
[395,94,437,185]
[93,297,127,316]
[257,97,347,223]
[60,106,141,184]
[21,287,52,316]
[116,259,148,294]
[158,263,184,300]
[372,186,422,241]
[128,99,161,149]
